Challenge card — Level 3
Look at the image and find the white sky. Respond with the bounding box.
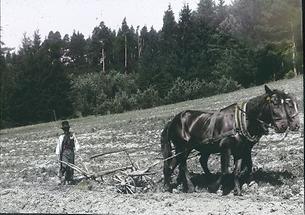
[1,0,231,51]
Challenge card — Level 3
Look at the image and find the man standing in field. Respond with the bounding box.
[56,121,79,185]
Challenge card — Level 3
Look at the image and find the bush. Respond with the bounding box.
[216,75,241,93]
[71,71,138,116]
[71,73,103,116]
[164,77,189,103]
[164,76,240,104]
[112,91,136,113]
[71,71,241,117]
[132,86,162,109]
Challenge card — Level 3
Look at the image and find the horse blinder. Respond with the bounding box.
[265,93,289,133]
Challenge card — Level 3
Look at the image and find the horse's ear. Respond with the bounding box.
[264,85,273,95]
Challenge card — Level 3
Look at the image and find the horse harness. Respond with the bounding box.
[202,102,260,145]
[234,102,261,143]
[202,95,298,145]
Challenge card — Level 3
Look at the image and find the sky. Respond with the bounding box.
[1,0,231,51]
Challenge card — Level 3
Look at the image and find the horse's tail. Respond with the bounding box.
[161,120,176,191]
[161,120,172,160]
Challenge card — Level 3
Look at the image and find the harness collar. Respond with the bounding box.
[235,102,261,143]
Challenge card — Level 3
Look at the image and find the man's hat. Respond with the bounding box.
[61,120,70,129]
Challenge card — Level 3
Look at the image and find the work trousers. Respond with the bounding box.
[59,149,75,183]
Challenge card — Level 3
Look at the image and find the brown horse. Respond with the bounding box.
[161,85,300,195]
[199,91,300,188]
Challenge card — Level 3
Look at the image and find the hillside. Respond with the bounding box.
[0,76,303,214]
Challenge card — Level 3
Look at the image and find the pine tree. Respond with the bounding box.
[89,21,115,72]
[68,31,87,70]
[9,31,73,125]
[196,0,217,28]
[177,4,196,79]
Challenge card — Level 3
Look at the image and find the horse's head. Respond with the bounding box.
[284,93,300,131]
[263,85,290,133]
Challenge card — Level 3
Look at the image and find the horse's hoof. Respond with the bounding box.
[221,187,231,196]
[181,184,195,193]
[171,182,179,189]
[163,185,173,193]
[187,186,195,193]
[208,185,219,193]
[233,190,242,196]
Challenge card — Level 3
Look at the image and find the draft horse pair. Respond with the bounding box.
[161,85,300,195]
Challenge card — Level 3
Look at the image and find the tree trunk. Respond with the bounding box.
[291,21,297,76]
[124,35,128,74]
[138,36,142,58]
[101,47,105,73]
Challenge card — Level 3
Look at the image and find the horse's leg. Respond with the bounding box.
[163,156,178,192]
[208,140,231,193]
[233,157,243,196]
[199,153,211,175]
[241,148,253,176]
[240,147,259,187]
[161,122,179,192]
[177,148,194,193]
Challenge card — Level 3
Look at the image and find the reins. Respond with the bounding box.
[236,102,275,131]
[185,94,296,146]
[284,99,299,121]
[235,94,298,144]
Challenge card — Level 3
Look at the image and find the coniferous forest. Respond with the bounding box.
[0,0,303,128]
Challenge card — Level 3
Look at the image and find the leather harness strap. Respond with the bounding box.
[235,102,260,143]
[208,110,219,139]
[199,102,262,145]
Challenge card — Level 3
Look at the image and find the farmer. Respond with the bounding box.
[56,120,79,185]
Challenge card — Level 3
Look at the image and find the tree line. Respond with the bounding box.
[0,0,302,128]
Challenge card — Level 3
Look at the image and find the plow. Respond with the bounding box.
[59,145,200,194]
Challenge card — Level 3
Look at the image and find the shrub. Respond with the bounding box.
[216,76,241,93]
[71,73,102,116]
[71,71,138,116]
[112,91,136,113]
[164,77,240,104]
[164,77,189,103]
[71,71,241,117]
[132,86,162,109]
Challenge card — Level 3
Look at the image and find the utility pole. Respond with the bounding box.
[138,35,142,58]
[124,34,128,75]
[136,26,142,58]
[100,40,105,74]
[0,0,2,126]
[290,21,297,77]
[0,0,2,52]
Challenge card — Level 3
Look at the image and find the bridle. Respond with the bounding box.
[283,97,299,122]
[236,94,299,143]
[199,93,299,145]
[258,93,300,129]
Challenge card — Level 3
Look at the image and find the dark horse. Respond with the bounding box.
[161,85,300,195]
